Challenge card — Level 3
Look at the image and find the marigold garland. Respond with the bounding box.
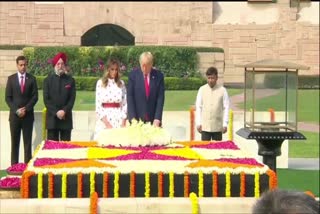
[158,172,163,197]
[228,109,233,141]
[42,108,47,141]
[103,172,108,198]
[130,171,135,197]
[176,141,210,147]
[225,171,231,197]
[240,172,245,197]
[145,171,150,198]
[187,160,259,169]
[61,172,67,198]
[213,171,218,197]
[304,191,316,198]
[190,106,195,141]
[169,172,174,198]
[21,171,35,198]
[90,171,95,195]
[254,172,260,198]
[198,170,204,197]
[90,191,98,214]
[189,192,199,214]
[48,172,54,198]
[37,172,43,198]
[77,173,83,198]
[184,171,189,197]
[114,171,119,198]
[267,169,277,190]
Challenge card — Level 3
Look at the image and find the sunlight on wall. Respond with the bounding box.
[298,2,319,24]
[214,2,279,25]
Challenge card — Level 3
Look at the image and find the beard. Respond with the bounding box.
[55,68,65,75]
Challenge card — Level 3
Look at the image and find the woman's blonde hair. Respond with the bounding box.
[101,58,123,88]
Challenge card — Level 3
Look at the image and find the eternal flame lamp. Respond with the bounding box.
[236,59,310,172]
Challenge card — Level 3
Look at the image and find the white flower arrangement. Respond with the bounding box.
[96,120,172,147]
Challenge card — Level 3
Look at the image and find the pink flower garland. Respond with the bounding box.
[191,141,240,150]
[43,140,82,150]
[34,158,83,167]
[0,176,21,189]
[7,163,27,173]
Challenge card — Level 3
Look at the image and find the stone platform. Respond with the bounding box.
[0,110,289,169]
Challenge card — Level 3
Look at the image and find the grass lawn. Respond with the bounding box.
[277,169,319,197]
[237,89,319,123]
[1,88,317,119]
[0,89,243,111]
[289,131,320,158]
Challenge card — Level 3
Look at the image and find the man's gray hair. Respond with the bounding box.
[252,189,319,214]
[139,52,153,65]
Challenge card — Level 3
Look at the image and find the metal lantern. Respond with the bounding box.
[236,59,310,172]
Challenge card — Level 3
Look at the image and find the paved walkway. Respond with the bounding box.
[288,158,319,170]
[229,91,320,133]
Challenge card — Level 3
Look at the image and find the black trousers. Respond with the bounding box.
[201,131,222,141]
[47,129,71,141]
[9,118,33,165]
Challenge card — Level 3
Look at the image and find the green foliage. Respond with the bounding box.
[298,75,319,89]
[75,76,100,91]
[165,77,206,90]
[194,47,224,53]
[23,46,221,78]
[263,74,319,89]
[263,73,286,89]
[35,75,46,90]
[0,45,27,50]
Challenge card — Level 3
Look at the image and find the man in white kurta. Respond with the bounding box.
[195,67,230,141]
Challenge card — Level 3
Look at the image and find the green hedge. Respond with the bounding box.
[0,45,27,50]
[264,74,319,89]
[23,46,223,78]
[298,75,319,89]
[35,76,206,91]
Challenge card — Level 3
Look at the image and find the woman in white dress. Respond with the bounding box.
[93,58,127,140]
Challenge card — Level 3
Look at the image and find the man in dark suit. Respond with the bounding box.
[5,55,38,165]
[43,52,76,141]
[127,52,165,127]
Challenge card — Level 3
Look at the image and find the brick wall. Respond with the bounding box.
[0,2,318,84]
[0,50,23,87]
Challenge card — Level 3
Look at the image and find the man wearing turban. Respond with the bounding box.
[43,52,76,141]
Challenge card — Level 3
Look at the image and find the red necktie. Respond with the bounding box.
[20,76,25,93]
[144,74,150,98]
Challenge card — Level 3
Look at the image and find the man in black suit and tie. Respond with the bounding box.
[127,52,165,127]
[5,56,38,165]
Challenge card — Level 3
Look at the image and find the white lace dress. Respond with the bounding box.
[93,78,127,140]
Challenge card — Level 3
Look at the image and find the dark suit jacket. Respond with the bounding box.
[43,73,76,130]
[5,73,38,122]
[127,68,165,123]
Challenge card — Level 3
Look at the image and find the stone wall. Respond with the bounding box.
[0,50,22,88]
[0,1,318,84]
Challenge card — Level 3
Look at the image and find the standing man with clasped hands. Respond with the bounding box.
[5,55,38,165]
[127,52,165,127]
[43,52,76,141]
